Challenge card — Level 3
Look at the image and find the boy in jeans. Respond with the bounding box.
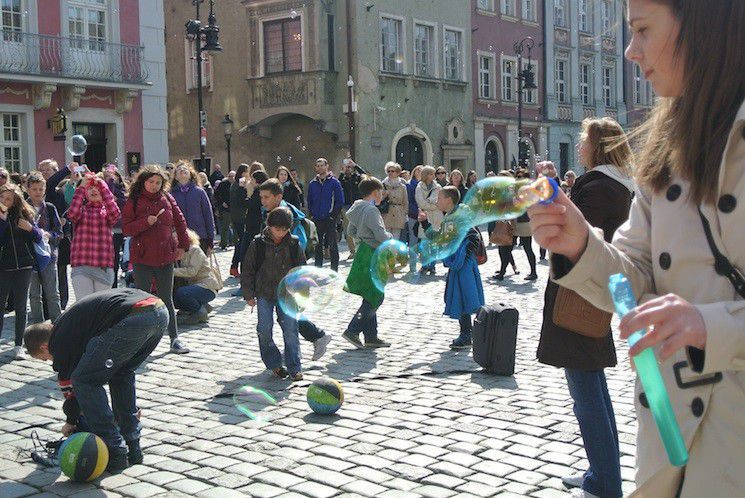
[341,177,392,349]
[241,207,306,381]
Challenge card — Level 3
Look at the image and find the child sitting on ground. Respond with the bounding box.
[241,206,306,381]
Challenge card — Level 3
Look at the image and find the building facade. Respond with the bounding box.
[165,0,474,184]
[544,0,627,177]
[472,0,545,178]
[0,0,164,174]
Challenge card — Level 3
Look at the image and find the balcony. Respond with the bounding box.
[0,30,149,86]
[246,70,338,134]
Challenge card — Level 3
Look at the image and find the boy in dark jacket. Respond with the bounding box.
[23,288,168,473]
[241,207,306,381]
[307,158,344,271]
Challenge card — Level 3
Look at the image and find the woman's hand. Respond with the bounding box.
[147,215,158,226]
[17,219,33,232]
[619,294,707,360]
[526,188,590,264]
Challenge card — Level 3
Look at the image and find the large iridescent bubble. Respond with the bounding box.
[370,239,414,292]
[277,266,343,319]
[416,176,558,266]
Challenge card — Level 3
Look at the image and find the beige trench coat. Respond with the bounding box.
[415,180,443,237]
[554,101,745,497]
[382,177,409,231]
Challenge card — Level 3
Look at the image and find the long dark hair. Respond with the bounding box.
[633,0,745,204]
[128,165,170,202]
[0,183,35,222]
[276,165,300,190]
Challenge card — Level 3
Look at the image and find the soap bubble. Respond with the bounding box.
[233,385,277,422]
[277,266,343,319]
[105,359,113,368]
[370,239,413,292]
[296,136,302,141]
[276,156,281,162]
[301,145,307,151]
[67,135,87,157]
[289,10,298,19]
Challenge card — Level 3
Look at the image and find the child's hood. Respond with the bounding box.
[345,199,378,226]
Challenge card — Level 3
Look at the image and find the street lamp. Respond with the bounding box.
[514,36,537,170]
[221,113,234,172]
[186,0,222,173]
[347,75,356,161]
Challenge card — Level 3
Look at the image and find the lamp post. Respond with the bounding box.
[221,113,234,172]
[346,75,356,161]
[185,0,222,173]
[514,36,537,170]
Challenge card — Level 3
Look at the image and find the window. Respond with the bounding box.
[263,17,302,74]
[380,16,403,73]
[68,0,107,51]
[522,60,537,104]
[478,55,494,99]
[578,0,592,33]
[601,1,613,34]
[501,57,516,101]
[414,23,434,77]
[477,0,493,11]
[646,81,655,106]
[555,59,568,103]
[185,37,212,91]
[501,0,515,17]
[602,66,614,107]
[522,0,536,22]
[443,29,462,81]
[1,113,22,173]
[554,0,567,27]
[633,64,642,105]
[580,63,592,105]
[1,0,23,42]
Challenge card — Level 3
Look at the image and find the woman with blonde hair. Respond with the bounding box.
[415,166,442,275]
[448,169,467,203]
[381,161,409,240]
[171,161,215,254]
[173,229,221,325]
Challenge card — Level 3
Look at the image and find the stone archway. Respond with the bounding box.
[391,125,433,168]
[484,135,505,174]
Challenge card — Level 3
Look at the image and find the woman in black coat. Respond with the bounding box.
[537,118,633,498]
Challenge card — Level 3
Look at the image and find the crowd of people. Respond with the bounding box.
[2,1,743,494]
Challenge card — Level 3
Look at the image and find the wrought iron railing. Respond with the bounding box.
[0,30,149,84]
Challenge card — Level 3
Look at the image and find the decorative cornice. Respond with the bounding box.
[62,85,86,111]
[81,93,113,105]
[115,89,138,114]
[32,83,57,110]
[0,87,30,99]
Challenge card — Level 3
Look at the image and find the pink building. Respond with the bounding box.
[471,0,546,177]
[0,0,164,174]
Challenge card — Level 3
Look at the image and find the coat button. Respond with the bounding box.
[718,194,736,213]
[691,397,704,417]
[666,184,682,202]
[659,252,672,270]
[639,392,649,408]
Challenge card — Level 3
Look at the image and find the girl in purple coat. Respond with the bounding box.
[171,161,215,254]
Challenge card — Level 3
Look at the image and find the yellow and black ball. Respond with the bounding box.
[59,432,109,482]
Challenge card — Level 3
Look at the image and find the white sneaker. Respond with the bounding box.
[312,334,332,361]
[562,473,585,489]
[569,488,600,498]
[170,339,190,354]
[13,346,25,360]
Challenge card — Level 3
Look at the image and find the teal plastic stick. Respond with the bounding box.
[608,274,689,467]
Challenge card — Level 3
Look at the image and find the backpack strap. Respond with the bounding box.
[698,208,745,298]
[254,236,266,275]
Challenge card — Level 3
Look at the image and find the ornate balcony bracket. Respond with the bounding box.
[32,83,57,110]
[115,89,138,114]
[62,85,86,111]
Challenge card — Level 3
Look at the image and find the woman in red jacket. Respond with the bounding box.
[122,165,191,354]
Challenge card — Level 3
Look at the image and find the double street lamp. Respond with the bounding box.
[221,113,234,172]
[185,0,222,173]
[514,36,537,170]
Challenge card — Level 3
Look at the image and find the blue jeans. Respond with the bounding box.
[29,262,62,324]
[174,285,216,313]
[298,318,324,342]
[256,298,300,375]
[71,306,168,453]
[345,299,380,342]
[564,368,622,498]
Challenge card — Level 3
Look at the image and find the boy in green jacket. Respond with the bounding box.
[341,177,392,349]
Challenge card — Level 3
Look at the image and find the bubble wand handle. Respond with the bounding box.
[608,274,688,467]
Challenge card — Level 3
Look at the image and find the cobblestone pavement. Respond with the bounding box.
[0,239,638,497]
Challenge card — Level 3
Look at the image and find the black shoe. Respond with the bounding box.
[106,450,129,474]
[450,336,472,350]
[512,269,520,275]
[364,338,391,348]
[524,273,538,281]
[491,272,504,281]
[127,439,143,465]
[272,367,288,379]
[342,332,364,349]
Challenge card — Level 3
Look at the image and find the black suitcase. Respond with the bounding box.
[472,303,519,375]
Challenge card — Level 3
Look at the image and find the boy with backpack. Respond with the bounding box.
[241,207,306,380]
[424,186,485,349]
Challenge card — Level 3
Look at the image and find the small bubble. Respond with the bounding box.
[488,45,493,51]
[302,145,307,151]
[289,10,298,19]
[396,102,401,108]
[296,136,302,141]
[105,359,113,368]
[395,56,403,65]
[276,156,281,162]
[288,156,293,161]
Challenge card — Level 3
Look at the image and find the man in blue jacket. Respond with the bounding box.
[307,158,344,272]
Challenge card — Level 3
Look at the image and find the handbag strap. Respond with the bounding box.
[698,208,745,299]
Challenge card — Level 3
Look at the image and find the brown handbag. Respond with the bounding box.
[489,221,514,246]
[552,286,612,338]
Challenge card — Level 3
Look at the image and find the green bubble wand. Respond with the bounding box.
[608,274,688,466]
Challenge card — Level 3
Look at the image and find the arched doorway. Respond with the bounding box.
[485,140,500,174]
[395,135,424,171]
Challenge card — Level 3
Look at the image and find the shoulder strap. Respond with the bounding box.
[698,208,745,298]
[254,237,266,274]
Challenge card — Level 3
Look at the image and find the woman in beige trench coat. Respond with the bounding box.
[528,2,745,497]
[381,161,409,240]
